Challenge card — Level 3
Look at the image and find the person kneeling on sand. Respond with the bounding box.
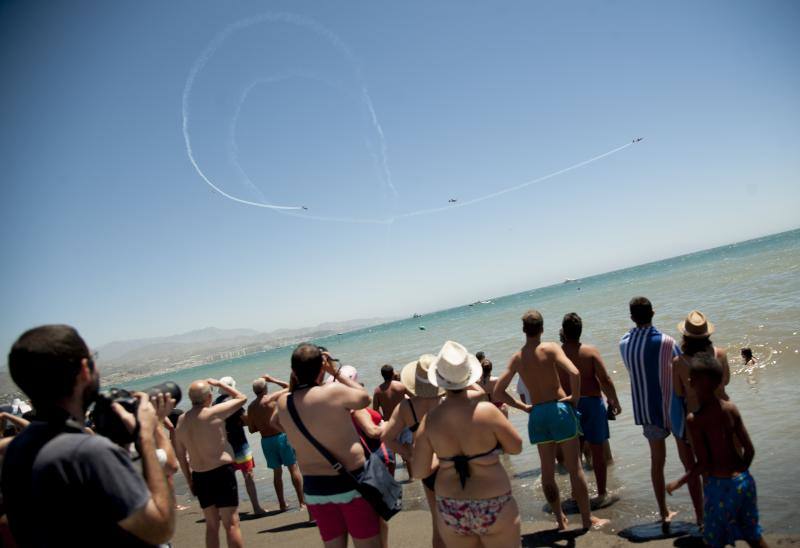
[247,375,306,513]
[494,310,609,531]
[413,340,523,547]
[667,354,767,548]
[175,379,247,548]
[274,344,382,547]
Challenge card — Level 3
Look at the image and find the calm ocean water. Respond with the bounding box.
[126,229,800,534]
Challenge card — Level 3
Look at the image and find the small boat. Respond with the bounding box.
[412,313,422,318]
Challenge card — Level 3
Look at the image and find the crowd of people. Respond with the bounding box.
[0,296,767,548]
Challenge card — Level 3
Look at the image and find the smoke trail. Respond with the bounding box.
[392,142,633,221]
[183,12,395,211]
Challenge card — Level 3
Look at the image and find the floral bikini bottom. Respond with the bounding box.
[436,492,514,536]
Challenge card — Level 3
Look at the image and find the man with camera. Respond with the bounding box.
[174,378,247,548]
[1,325,175,547]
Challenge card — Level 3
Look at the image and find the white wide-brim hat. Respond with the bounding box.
[428,340,483,391]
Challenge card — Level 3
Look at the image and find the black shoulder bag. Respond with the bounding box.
[286,394,402,520]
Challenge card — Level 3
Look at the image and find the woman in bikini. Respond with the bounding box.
[413,341,523,548]
[382,354,446,548]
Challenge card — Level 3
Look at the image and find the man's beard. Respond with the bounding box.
[82,374,100,412]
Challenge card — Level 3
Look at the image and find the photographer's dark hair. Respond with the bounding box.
[291,343,323,386]
[681,335,713,356]
[629,297,654,326]
[562,313,582,342]
[690,352,724,387]
[380,364,394,382]
[8,325,90,408]
[522,310,544,337]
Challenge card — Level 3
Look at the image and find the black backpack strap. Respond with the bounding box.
[286,394,345,473]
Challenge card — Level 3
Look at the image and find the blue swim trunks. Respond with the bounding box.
[261,432,297,470]
[703,470,763,547]
[577,397,609,445]
[528,401,582,445]
[670,392,687,442]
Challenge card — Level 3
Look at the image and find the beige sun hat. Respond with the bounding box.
[428,341,482,391]
[400,355,444,397]
[677,310,715,339]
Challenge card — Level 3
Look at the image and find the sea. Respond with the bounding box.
[126,228,800,534]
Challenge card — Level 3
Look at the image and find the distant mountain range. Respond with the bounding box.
[0,318,391,400]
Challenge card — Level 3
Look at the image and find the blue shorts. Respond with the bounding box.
[528,401,582,445]
[670,392,687,442]
[261,432,297,470]
[577,397,609,445]
[703,470,762,547]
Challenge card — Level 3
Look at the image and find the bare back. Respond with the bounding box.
[562,342,602,398]
[688,399,749,477]
[175,406,233,473]
[515,342,569,405]
[277,384,366,475]
[421,396,521,499]
[373,380,407,420]
[247,393,283,437]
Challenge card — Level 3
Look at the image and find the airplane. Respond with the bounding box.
[448,198,458,203]
[632,137,644,143]
[301,206,308,210]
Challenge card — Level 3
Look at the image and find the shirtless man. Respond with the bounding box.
[274,344,381,547]
[372,365,408,421]
[175,379,247,548]
[494,310,608,531]
[561,313,621,502]
[247,375,305,512]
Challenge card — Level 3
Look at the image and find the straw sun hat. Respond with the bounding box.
[677,310,715,339]
[427,340,483,391]
[400,355,444,398]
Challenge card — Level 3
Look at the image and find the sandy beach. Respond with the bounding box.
[172,504,799,547]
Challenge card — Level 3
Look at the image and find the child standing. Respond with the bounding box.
[667,353,767,548]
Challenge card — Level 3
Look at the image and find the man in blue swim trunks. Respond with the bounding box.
[494,310,609,531]
[247,375,305,512]
[561,313,622,503]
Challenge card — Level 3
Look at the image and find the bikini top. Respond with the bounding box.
[408,399,421,432]
[439,443,502,489]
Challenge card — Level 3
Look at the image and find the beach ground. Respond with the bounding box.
[172,505,799,547]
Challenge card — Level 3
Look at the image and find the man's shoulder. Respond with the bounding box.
[35,432,123,471]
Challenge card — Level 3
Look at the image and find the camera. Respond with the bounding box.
[91,382,182,446]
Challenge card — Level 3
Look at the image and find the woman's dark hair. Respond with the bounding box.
[629,297,654,325]
[8,325,90,408]
[681,336,713,357]
[291,343,323,386]
[446,389,465,395]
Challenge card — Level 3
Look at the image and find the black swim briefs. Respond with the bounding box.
[192,464,239,509]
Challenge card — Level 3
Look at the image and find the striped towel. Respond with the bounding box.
[619,326,680,429]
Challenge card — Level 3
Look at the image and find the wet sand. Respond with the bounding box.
[172,504,799,547]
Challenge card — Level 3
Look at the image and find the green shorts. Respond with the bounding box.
[261,432,297,469]
[528,401,582,445]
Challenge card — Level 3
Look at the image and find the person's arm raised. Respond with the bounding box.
[593,348,622,415]
[263,374,289,389]
[552,345,580,406]
[118,393,175,545]
[206,378,247,419]
[321,354,370,410]
[410,416,435,480]
[493,354,531,412]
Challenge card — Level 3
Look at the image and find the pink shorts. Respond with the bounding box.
[307,496,380,541]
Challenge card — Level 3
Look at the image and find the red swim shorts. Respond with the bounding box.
[307,496,380,541]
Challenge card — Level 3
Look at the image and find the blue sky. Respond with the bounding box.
[1,0,798,352]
